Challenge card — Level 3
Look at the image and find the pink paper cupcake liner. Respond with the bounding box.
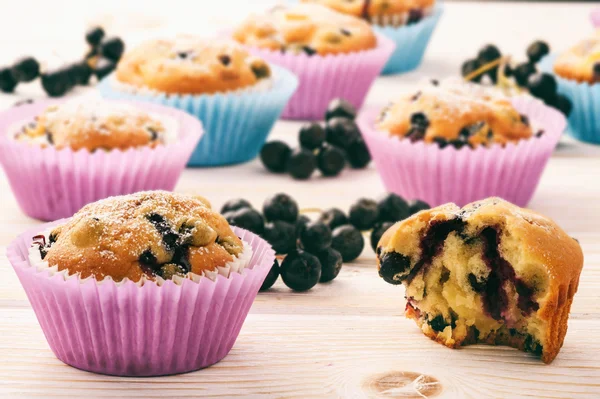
[242,33,395,120]
[358,96,566,207]
[0,100,202,221]
[8,224,275,377]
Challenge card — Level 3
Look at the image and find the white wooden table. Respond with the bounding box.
[0,1,599,398]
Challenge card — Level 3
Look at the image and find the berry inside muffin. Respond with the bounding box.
[233,4,377,56]
[554,34,600,84]
[376,197,583,363]
[14,99,172,151]
[377,80,539,149]
[30,191,251,283]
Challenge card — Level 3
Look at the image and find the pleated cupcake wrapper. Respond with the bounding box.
[242,33,395,120]
[358,96,566,207]
[98,65,298,166]
[0,100,202,221]
[591,8,600,28]
[8,223,275,376]
[540,54,600,144]
[376,3,443,75]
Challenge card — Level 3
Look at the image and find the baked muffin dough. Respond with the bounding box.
[376,197,584,363]
[116,36,272,94]
[554,34,600,83]
[377,80,535,148]
[34,191,244,283]
[233,4,377,55]
[15,100,168,151]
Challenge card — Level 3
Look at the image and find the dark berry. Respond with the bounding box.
[302,46,317,56]
[371,222,394,252]
[593,63,600,82]
[318,208,348,230]
[349,199,379,230]
[286,148,317,180]
[461,59,482,83]
[325,117,361,149]
[409,199,431,215]
[94,57,116,80]
[325,98,357,121]
[86,26,105,47]
[513,63,536,87]
[317,145,346,176]
[263,193,299,223]
[263,221,297,255]
[527,73,557,102]
[280,250,322,291]
[410,112,429,129]
[346,139,371,169]
[316,247,343,283]
[477,44,502,65]
[378,251,411,285]
[526,41,550,64]
[100,37,125,61]
[295,214,311,238]
[503,64,513,77]
[225,207,265,235]
[221,198,252,214]
[41,68,73,97]
[552,94,573,117]
[407,9,423,25]
[68,62,93,85]
[11,57,40,82]
[300,221,332,253]
[260,141,291,173]
[260,258,280,291]
[299,123,326,150]
[0,68,18,93]
[331,224,364,262]
[377,193,410,223]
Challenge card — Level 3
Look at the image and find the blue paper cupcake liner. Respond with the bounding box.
[540,55,600,145]
[376,3,444,75]
[98,65,298,166]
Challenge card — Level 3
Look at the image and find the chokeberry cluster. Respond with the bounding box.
[461,42,572,117]
[260,99,371,180]
[0,26,124,98]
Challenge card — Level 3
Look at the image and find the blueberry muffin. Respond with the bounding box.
[553,35,600,84]
[115,36,272,95]
[14,99,170,151]
[376,197,584,363]
[30,191,249,283]
[377,80,537,149]
[233,4,377,56]
[301,0,436,27]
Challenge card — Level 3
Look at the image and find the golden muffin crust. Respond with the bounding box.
[233,4,377,56]
[36,191,243,283]
[377,80,535,148]
[376,197,584,363]
[554,34,600,83]
[116,36,272,95]
[15,100,167,151]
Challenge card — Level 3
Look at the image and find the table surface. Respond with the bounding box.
[1,1,600,398]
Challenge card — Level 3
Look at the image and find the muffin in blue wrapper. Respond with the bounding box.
[540,54,600,145]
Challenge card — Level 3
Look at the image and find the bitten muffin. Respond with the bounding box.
[233,4,377,56]
[31,191,247,283]
[376,197,584,363]
[377,80,537,148]
[301,0,436,27]
[554,34,600,84]
[14,100,170,151]
[115,36,272,95]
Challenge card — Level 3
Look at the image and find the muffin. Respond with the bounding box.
[9,191,275,376]
[232,4,395,120]
[0,99,202,221]
[553,35,600,84]
[376,197,584,363]
[357,79,566,207]
[99,36,298,166]
[300,0,443,74]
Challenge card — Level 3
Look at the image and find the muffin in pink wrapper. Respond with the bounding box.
[232,3,395,120]
[358,80,566,207]
[0,99,202,221]
[7,191,275,376]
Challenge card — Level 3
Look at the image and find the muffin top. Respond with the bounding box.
[233,4,377,56]
[554,34,600,83]
[376,80,536,148]
[14,100,169,151]
[300,0,435,24]
[33,191,244,283]
[115,36,272,94]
